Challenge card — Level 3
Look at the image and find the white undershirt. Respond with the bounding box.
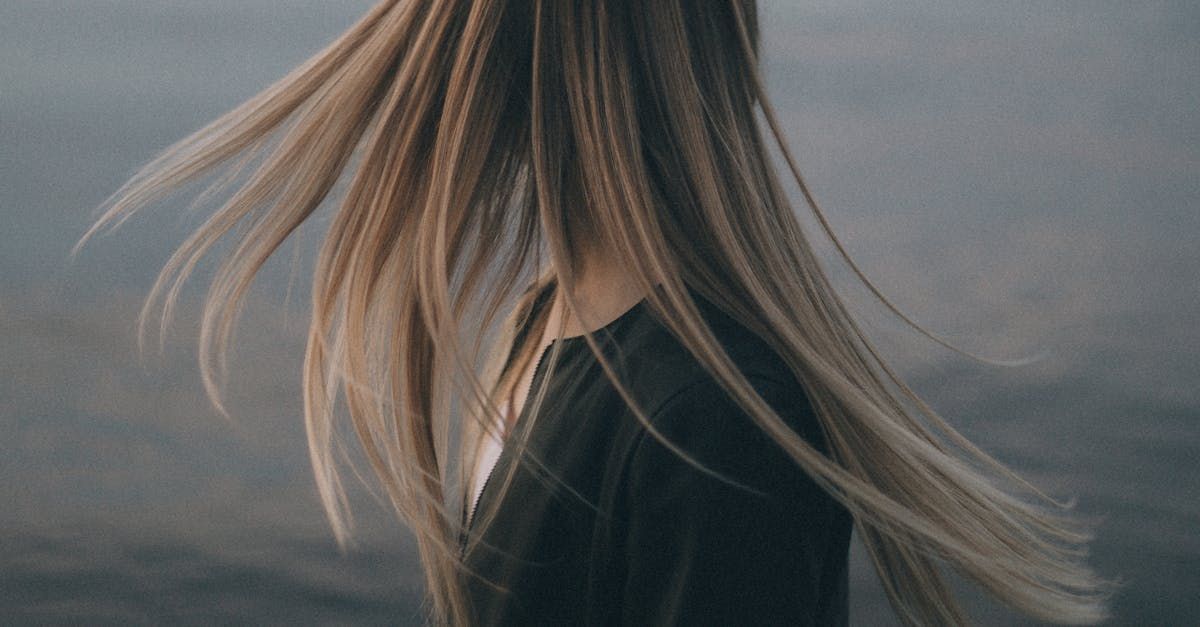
[468,397,509,524]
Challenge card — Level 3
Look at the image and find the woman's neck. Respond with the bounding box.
[543,253,648,342]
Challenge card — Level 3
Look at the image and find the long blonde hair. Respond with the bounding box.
[74,1,1112,624]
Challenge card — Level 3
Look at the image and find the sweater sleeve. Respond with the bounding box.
[618,375,838,626]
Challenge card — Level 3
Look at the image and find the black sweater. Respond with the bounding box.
[458,284,852,626]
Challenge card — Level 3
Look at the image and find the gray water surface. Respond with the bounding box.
[3,1,1197,624]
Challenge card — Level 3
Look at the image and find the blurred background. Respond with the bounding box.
[2,1,1196,624]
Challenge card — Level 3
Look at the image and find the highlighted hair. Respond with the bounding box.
[75,1,1112,624]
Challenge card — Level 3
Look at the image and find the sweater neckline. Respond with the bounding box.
[546,295,649,348]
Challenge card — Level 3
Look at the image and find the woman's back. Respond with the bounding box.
[461,283,852,625]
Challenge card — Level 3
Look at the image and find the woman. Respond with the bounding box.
[74,1,1112,624]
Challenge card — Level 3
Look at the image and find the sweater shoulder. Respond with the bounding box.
[608,290,830,475]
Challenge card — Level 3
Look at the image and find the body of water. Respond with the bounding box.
[2,1,1197,623]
